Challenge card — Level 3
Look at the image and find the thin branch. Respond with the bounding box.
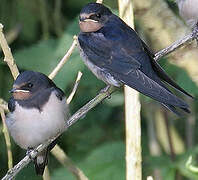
[67,71,83,104]
[48,36,78,79]
[51,145,89,180]
[154,32,195,61]
[0,108,13,169]
[0,24,19,79]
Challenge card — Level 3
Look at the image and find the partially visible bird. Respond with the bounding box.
[78,2,193,115]
[176,0,198,27]
[6,71,69,175]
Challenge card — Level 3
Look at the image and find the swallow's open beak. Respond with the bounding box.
[79,13,99,23]
[9,88,29,93]
[79,17,98,23]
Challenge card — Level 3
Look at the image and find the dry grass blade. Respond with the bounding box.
[118,0,142,179]
[0,108,13,169]
[0,24,19,80]
[48,36,78,79]
[67,71,83,104]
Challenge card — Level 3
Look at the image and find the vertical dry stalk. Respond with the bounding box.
[0,108,13,169]
[43,166,51,180]
[118,0,142,180]
[0,24,19,79]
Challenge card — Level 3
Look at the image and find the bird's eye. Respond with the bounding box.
[95,13,101,18]
[27,83,33,88]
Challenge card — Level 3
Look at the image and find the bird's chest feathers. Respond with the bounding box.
[7,93,67,149]
[78,35,121,87]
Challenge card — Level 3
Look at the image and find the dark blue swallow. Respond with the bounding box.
[78,2,193,115]
[6,71,70,175]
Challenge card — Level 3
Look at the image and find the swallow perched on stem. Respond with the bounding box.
[6,71,69,175]
[78,3,193,115]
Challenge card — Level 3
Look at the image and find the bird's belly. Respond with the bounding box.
[78,45,122,87]
[6,94,67,149]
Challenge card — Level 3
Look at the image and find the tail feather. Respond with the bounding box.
[113,69,190,115]
[151,59,194,99]
[34,150,48,176]
[141,38,194,99]
[162,103,190,116]
[33,138,59,176]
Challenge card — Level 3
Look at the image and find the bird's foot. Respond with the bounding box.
[192,22,198,42]
[26,147,38,160]
[99,85,112,99]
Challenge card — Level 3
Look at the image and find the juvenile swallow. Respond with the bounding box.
[176,0,198,27]
[78,3,193,115]
[6,71,69,175]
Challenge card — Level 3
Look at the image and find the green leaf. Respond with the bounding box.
[52,141,125,180]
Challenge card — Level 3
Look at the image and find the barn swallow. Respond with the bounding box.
[176,0,198,27]
[78,3,193,115]
[6,71,69,175]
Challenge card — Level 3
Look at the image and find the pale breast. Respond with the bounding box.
[6,92,69,149]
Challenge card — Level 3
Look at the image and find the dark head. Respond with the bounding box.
[79,3,112,33]
[10,71,56,100]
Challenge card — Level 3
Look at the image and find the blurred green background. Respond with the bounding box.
[1,0,198,179]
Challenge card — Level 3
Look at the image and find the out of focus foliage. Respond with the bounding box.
[1,0,198,180]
